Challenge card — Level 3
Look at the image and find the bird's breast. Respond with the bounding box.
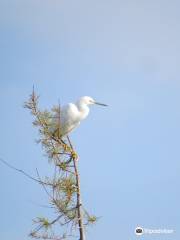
[79,110,89,120]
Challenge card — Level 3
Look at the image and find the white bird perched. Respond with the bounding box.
[51,96,107,137]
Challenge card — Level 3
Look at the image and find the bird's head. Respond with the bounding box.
[78,96,108,107]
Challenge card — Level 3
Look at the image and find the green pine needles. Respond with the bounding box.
[24,89,97,240]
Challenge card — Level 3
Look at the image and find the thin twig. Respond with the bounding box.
[0,158,40,184]
[35,168,53,200]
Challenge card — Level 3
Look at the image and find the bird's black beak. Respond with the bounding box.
[94,101,108,107]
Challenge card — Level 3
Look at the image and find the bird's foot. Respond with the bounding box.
[71,151,78,161]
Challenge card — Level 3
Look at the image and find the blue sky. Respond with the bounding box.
[0,0,180,239]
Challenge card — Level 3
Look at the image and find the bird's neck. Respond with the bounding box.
[76,102,90,120]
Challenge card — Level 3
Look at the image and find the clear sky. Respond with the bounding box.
[0,0,180,239]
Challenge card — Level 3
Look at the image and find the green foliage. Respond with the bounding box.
[88,215,97,224]
[34,218,51,230]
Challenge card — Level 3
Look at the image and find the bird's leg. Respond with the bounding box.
[51,132,72,155]
[67,135,79,161]
[60,138,72,154]
[63,143,72,153]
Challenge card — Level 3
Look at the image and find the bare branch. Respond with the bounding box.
[0,158,41,184]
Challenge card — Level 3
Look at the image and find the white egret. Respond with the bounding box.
[51,96,107,137]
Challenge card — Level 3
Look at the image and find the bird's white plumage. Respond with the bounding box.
[50,96,107,137]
